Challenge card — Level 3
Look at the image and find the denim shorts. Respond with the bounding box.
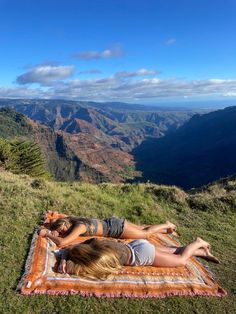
[102,217,125,238]
[127,239,156,266]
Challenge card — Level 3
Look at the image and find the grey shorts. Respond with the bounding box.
[102,217,125,238]
[127,239,156,266]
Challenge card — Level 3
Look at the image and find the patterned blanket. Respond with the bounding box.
[17,212,227,298]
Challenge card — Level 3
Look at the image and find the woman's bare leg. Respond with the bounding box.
[120,221,151,239]
[153,241,219,264]
[121,220,176,239]
[156,245,208,256]
[152,238,211,267]
[124,221,147,231]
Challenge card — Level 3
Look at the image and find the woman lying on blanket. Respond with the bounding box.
[57,237,219,280]
[39,216,178,247]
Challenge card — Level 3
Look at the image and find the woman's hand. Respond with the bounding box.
[38,228,48,237]
[58,259,67,273]
[51,230,59,237]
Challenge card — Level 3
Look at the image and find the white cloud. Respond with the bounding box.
[78,69,102,75]
[16,65,75,85]
[223,92,236,97]
[72,45,123,60]
[209,79,228,84]
[3,69,236,102]
[0,86,50,98]
[164,38,176,46]
[115,68,160,78]
[47,77,236,101]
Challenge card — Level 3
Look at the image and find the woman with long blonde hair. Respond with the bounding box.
[57,237,219,280]
[39,216,178,247]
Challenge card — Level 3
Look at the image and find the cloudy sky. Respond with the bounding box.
[0,0,236,105]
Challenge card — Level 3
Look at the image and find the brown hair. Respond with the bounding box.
[50,216,91,232]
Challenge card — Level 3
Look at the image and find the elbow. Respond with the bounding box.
[57,238,71,248]
[57,238,65,248]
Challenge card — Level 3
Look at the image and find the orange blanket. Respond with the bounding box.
[17,212,227,298]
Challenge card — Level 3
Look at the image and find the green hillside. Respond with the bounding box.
[0,107,32,138]
[0,170,235,313]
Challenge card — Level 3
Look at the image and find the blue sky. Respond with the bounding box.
[0,0,236,105]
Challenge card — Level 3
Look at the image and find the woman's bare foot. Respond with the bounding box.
[166,221,179,236]
[196,237,211,250]
[204,247,220,264]
[171,231,180,237]
[166,221,177,231]
[195,238,220,263]
[195,247,220,264]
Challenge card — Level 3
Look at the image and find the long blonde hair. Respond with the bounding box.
[66,239,122,280]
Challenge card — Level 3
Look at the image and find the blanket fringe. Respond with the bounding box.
[16,229,38,291]
[20,288,227,298]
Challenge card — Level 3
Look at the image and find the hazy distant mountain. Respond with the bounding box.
[133,106,236,189]
[0,99,213,184]
[0,99,203,151]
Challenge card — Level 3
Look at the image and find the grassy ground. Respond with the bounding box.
[0,170,235,314]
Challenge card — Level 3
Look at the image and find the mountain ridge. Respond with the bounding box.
[133,106,236,189]
[0,107,138,182]
[0,98,203,151]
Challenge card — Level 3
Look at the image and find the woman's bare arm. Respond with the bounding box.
[39,224,87,247]
[57,245,76,273]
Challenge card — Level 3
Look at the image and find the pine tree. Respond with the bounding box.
[0,137,49,178]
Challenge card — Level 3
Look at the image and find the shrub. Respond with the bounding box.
[31,178,46,189]
[147,184,187,206]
